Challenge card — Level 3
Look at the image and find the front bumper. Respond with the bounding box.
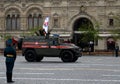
[74,48,82,57]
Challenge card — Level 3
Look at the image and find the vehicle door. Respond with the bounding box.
[47,39,60,56]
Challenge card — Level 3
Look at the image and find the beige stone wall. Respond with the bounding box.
[0,0,120,49]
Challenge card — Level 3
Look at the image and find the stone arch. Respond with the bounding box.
[25,5,43,16]
[73,17,94,31]
[5,8,20,16]
[25,5,43,30]
[69,13,97,51]
[4,6,21,31]
[68,14,97,33]
[4,5,22,16]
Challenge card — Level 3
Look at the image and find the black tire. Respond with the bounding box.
[61,50,74,62]
[72,56,78,62]
[36,56,44,62]
[25,50,36,62]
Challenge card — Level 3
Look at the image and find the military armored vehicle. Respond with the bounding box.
[21,35,82,62]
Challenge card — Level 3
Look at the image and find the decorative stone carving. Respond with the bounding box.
[22,3,26,7]
[4,0,21,3]
[80,5,87,13]
[0,4,4,8]
[105,0,118,5]
[5,8,20,16]
[79,0,87,5]
[106,0,118,2]
[51,0,62,6]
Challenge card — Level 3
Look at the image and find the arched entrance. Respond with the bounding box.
[72,17,94,51]
[107,37,115,50]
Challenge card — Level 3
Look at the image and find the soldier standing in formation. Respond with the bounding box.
[4,39,17,83]
[115,43,119,57]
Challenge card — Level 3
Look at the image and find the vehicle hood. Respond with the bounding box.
[60,43,79,48]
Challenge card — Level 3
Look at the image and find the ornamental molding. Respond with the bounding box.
[51,0,62,6]
[105,0,118,3]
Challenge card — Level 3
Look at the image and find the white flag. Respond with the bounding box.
[43,17,50,33]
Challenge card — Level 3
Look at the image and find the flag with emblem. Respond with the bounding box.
[43,17,50,33]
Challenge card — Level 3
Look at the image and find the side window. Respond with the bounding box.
[49,40,54,45]
[49,40,58,46]
[53,40,58,45]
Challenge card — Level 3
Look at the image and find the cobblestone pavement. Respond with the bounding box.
[0,55,120,84]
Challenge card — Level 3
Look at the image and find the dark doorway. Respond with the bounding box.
[107,37,115,50]
[72,17,94,51]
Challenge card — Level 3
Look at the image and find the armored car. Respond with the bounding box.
[22,36,82,62]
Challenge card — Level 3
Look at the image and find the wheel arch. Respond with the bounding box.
[60,49,75,57]
[23,48,36,56]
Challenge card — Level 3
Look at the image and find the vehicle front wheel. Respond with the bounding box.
[72,56,78,62]
[61,50,73,62]
[36,56,44,62]
[25,50,36,62]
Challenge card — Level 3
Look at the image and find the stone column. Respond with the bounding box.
[0,17,5,31]
[20,16,27,30]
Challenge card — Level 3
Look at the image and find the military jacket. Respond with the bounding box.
[4,46,16,61]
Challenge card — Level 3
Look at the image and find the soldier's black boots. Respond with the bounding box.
[7,73,15,83]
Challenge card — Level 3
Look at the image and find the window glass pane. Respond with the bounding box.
[33,17,38,28]
[16,17,20,30]
[6,17,11,30]
[38,14,42,27]
[38,17,43,27]
[16,15,20,30]
[28,17,33,29]
[12,15,16,30]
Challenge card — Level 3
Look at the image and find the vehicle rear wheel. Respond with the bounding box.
[36,56,44,62]
[25,50,36,62]
[61,50,73,62]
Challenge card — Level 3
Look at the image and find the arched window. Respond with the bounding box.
[28,14,42,30]
[108,12,114,27]
[6,14,20,31]
[109,19,114,26]
[54,18,59,28]
[53,13,59,28]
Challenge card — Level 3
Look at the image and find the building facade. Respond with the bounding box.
[0,0,120,50]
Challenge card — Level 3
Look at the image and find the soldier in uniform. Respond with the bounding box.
[115,43,119,57]
[4,39,17,83]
